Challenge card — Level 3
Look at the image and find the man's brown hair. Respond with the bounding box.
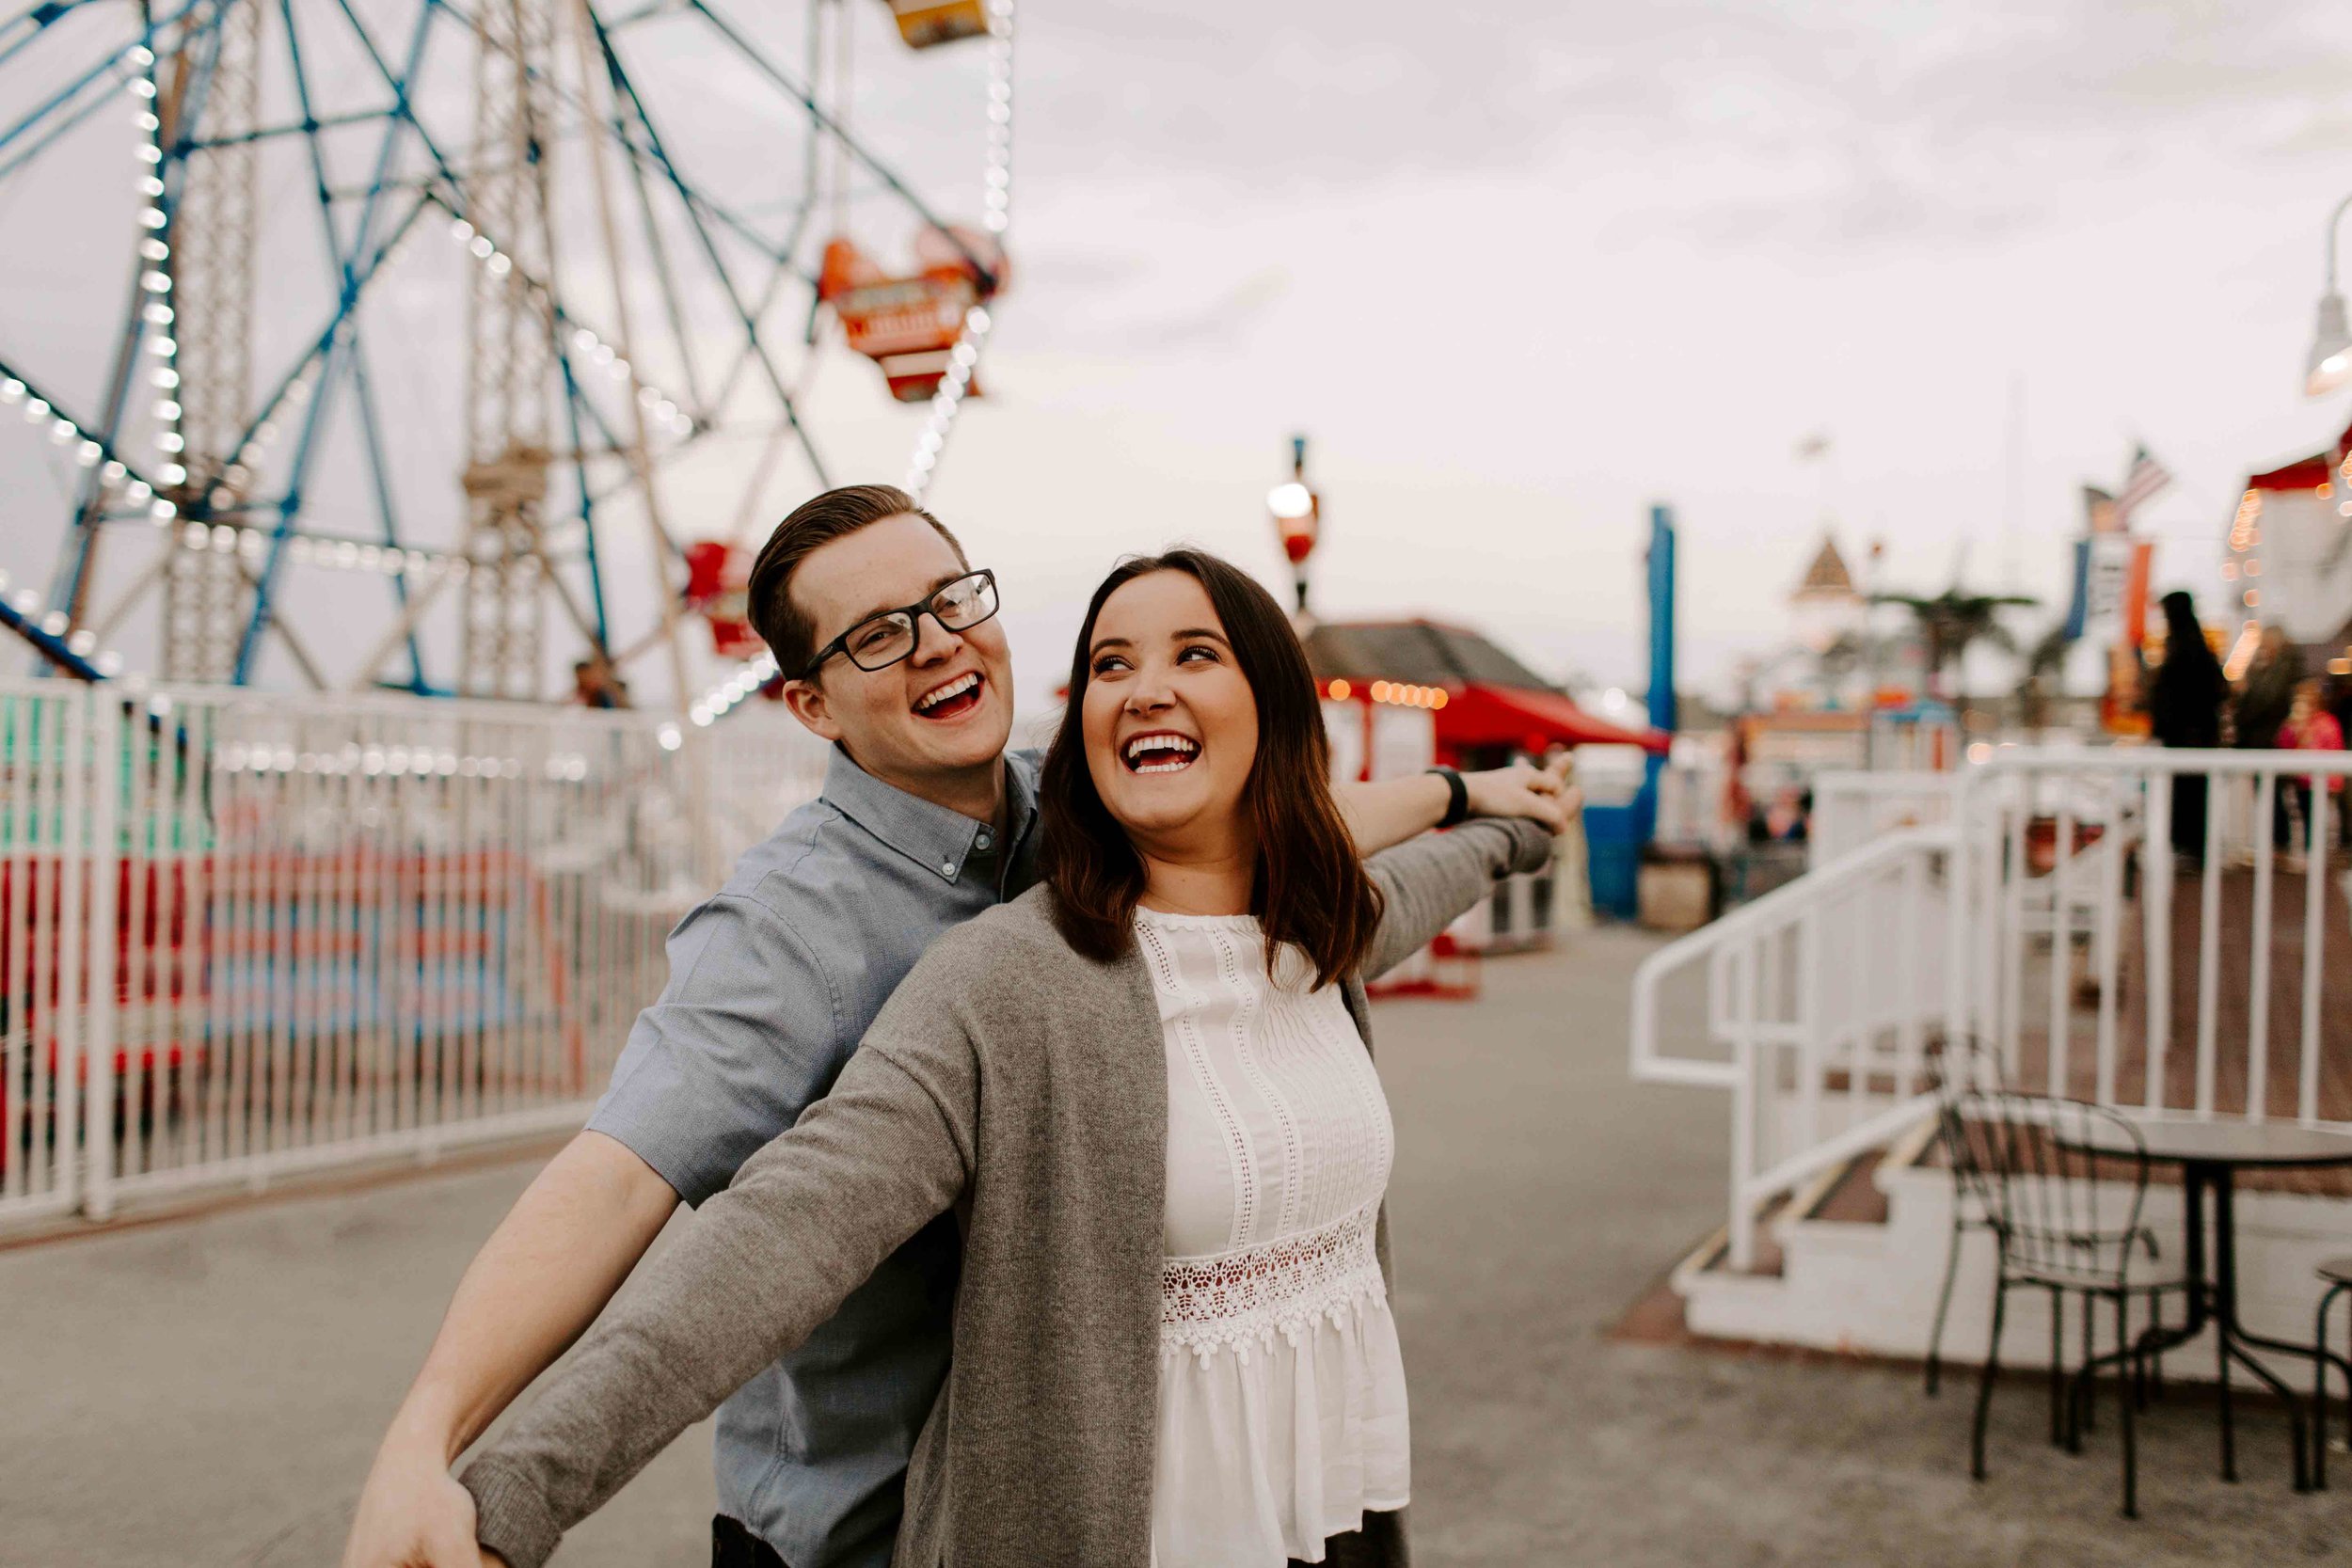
[748,484,966,677]
[1038,548,1382,990]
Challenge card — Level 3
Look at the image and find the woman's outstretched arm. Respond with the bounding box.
[1359,816,1558,979]
[457,1030,977,1568]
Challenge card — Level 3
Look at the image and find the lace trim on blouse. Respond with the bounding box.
[1161,1198,1386,1366]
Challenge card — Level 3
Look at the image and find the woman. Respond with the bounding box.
[458,550,1555,1568]
[2279,677,2345,856]
[2146,591,2226,863]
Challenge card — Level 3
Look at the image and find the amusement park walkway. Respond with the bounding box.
[4,927,2345,1566]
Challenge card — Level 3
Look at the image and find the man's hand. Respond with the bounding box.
[341,1419,481,1568]
[1461,753,1580,834]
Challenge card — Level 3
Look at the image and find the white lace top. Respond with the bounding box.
[1135,908,1408,1568]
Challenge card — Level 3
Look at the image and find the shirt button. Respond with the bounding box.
[976,830,993,849]
[941,860,957,877]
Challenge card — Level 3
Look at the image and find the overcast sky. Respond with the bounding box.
[8,0,2352,708]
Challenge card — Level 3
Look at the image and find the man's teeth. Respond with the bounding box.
[1124,735,1199,772]
[915,673,979,712]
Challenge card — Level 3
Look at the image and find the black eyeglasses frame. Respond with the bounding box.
[797,568,1000,681]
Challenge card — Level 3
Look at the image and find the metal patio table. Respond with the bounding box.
[2053,1114,2352,1493]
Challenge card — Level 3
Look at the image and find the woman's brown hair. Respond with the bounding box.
[1039,548,1381,989]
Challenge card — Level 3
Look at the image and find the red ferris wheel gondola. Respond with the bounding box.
[820,227,1008,404]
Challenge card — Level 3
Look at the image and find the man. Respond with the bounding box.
[342,484,1574,1568]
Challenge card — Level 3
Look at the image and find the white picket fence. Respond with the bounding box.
[0,678,828,1227]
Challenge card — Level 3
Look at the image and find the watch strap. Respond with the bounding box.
[1426,766,1469,829]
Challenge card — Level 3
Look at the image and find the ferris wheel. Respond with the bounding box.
[0,0,1014,716]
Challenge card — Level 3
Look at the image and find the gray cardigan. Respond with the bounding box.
[463,817,1552,1568]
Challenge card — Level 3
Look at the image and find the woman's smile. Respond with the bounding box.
[1120,730,1200,774]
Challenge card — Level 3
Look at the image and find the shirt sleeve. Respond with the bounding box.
[585,892,842,1206]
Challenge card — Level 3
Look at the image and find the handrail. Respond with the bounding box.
[1811,768,1963,796]
[1740,1091,1937,1227]
[1629,824,1958,1089]
[1629,824,1960,1271]
[1976,748,2352,778]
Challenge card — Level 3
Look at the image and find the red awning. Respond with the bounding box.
[1437,682,1670,754]
[2247,417,2352,489]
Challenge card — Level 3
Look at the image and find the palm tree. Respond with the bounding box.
[2012,620,2074,739]
[1870,585,2039,735]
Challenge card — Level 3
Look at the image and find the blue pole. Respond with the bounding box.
[1635,502,1677,847]
[1647,503,1677,736]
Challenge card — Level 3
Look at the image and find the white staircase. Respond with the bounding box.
[1633,749,2352,1380]
[1674,1128,2352,1375]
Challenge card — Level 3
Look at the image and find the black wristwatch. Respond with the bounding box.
[1426,765,1470,829]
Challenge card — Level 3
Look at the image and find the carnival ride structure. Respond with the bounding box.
[0,0,1015,1216]
[1,0,1013,711]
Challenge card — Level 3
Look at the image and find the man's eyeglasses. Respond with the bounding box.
[800,569,1000,679]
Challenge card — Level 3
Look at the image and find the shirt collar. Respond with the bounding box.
[822,744,1036,887]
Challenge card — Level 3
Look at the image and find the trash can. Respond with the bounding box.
[1637,843,1719,931]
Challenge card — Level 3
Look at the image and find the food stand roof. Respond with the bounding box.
[1302,619,1668,752]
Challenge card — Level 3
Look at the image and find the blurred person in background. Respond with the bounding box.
[2233,624,2302,749]
[2148,592,2227,863]
[2237,626,2306,849]
[570,654,628,709]
[2330,670,2352,848]
[2279,677,2345,859]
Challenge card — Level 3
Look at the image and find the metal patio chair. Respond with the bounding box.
[1941,1090,2192,1518]
[2316,1257,2352,1490]
[1922,1038,2172,1407]
[1922,1037,2002,1398]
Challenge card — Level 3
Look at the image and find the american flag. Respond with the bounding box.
[2112,445,2172,527]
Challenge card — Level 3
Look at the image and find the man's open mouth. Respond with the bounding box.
[914,672,984,721]
[1121,732,1200,774]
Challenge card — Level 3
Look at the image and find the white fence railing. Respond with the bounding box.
[0,679,828,1227]
[1947,750,2352,1127]
[1807,769,1960,869]
[1632,827,1953,1269]
[1633,746,2352,1274]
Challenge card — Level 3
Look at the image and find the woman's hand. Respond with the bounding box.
[1461,754,1579,833]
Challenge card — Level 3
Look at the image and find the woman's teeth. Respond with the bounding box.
[1123,735,1199,773]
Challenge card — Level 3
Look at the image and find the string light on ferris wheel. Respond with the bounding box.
[446,217,697,439]
[902,0,1013,502]
[2,365,174,528]
[0,367,143,676]
[119,43,200,500]
[692,2,1015,730]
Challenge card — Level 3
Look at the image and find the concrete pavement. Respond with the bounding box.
[2,924,2344,1565]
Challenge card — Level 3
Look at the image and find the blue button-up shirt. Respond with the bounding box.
[588,745,1041,1568]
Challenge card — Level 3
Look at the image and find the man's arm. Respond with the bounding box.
[342,1132,676,1568]
[1333,753,1577,854]
[343,891,847,1568]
